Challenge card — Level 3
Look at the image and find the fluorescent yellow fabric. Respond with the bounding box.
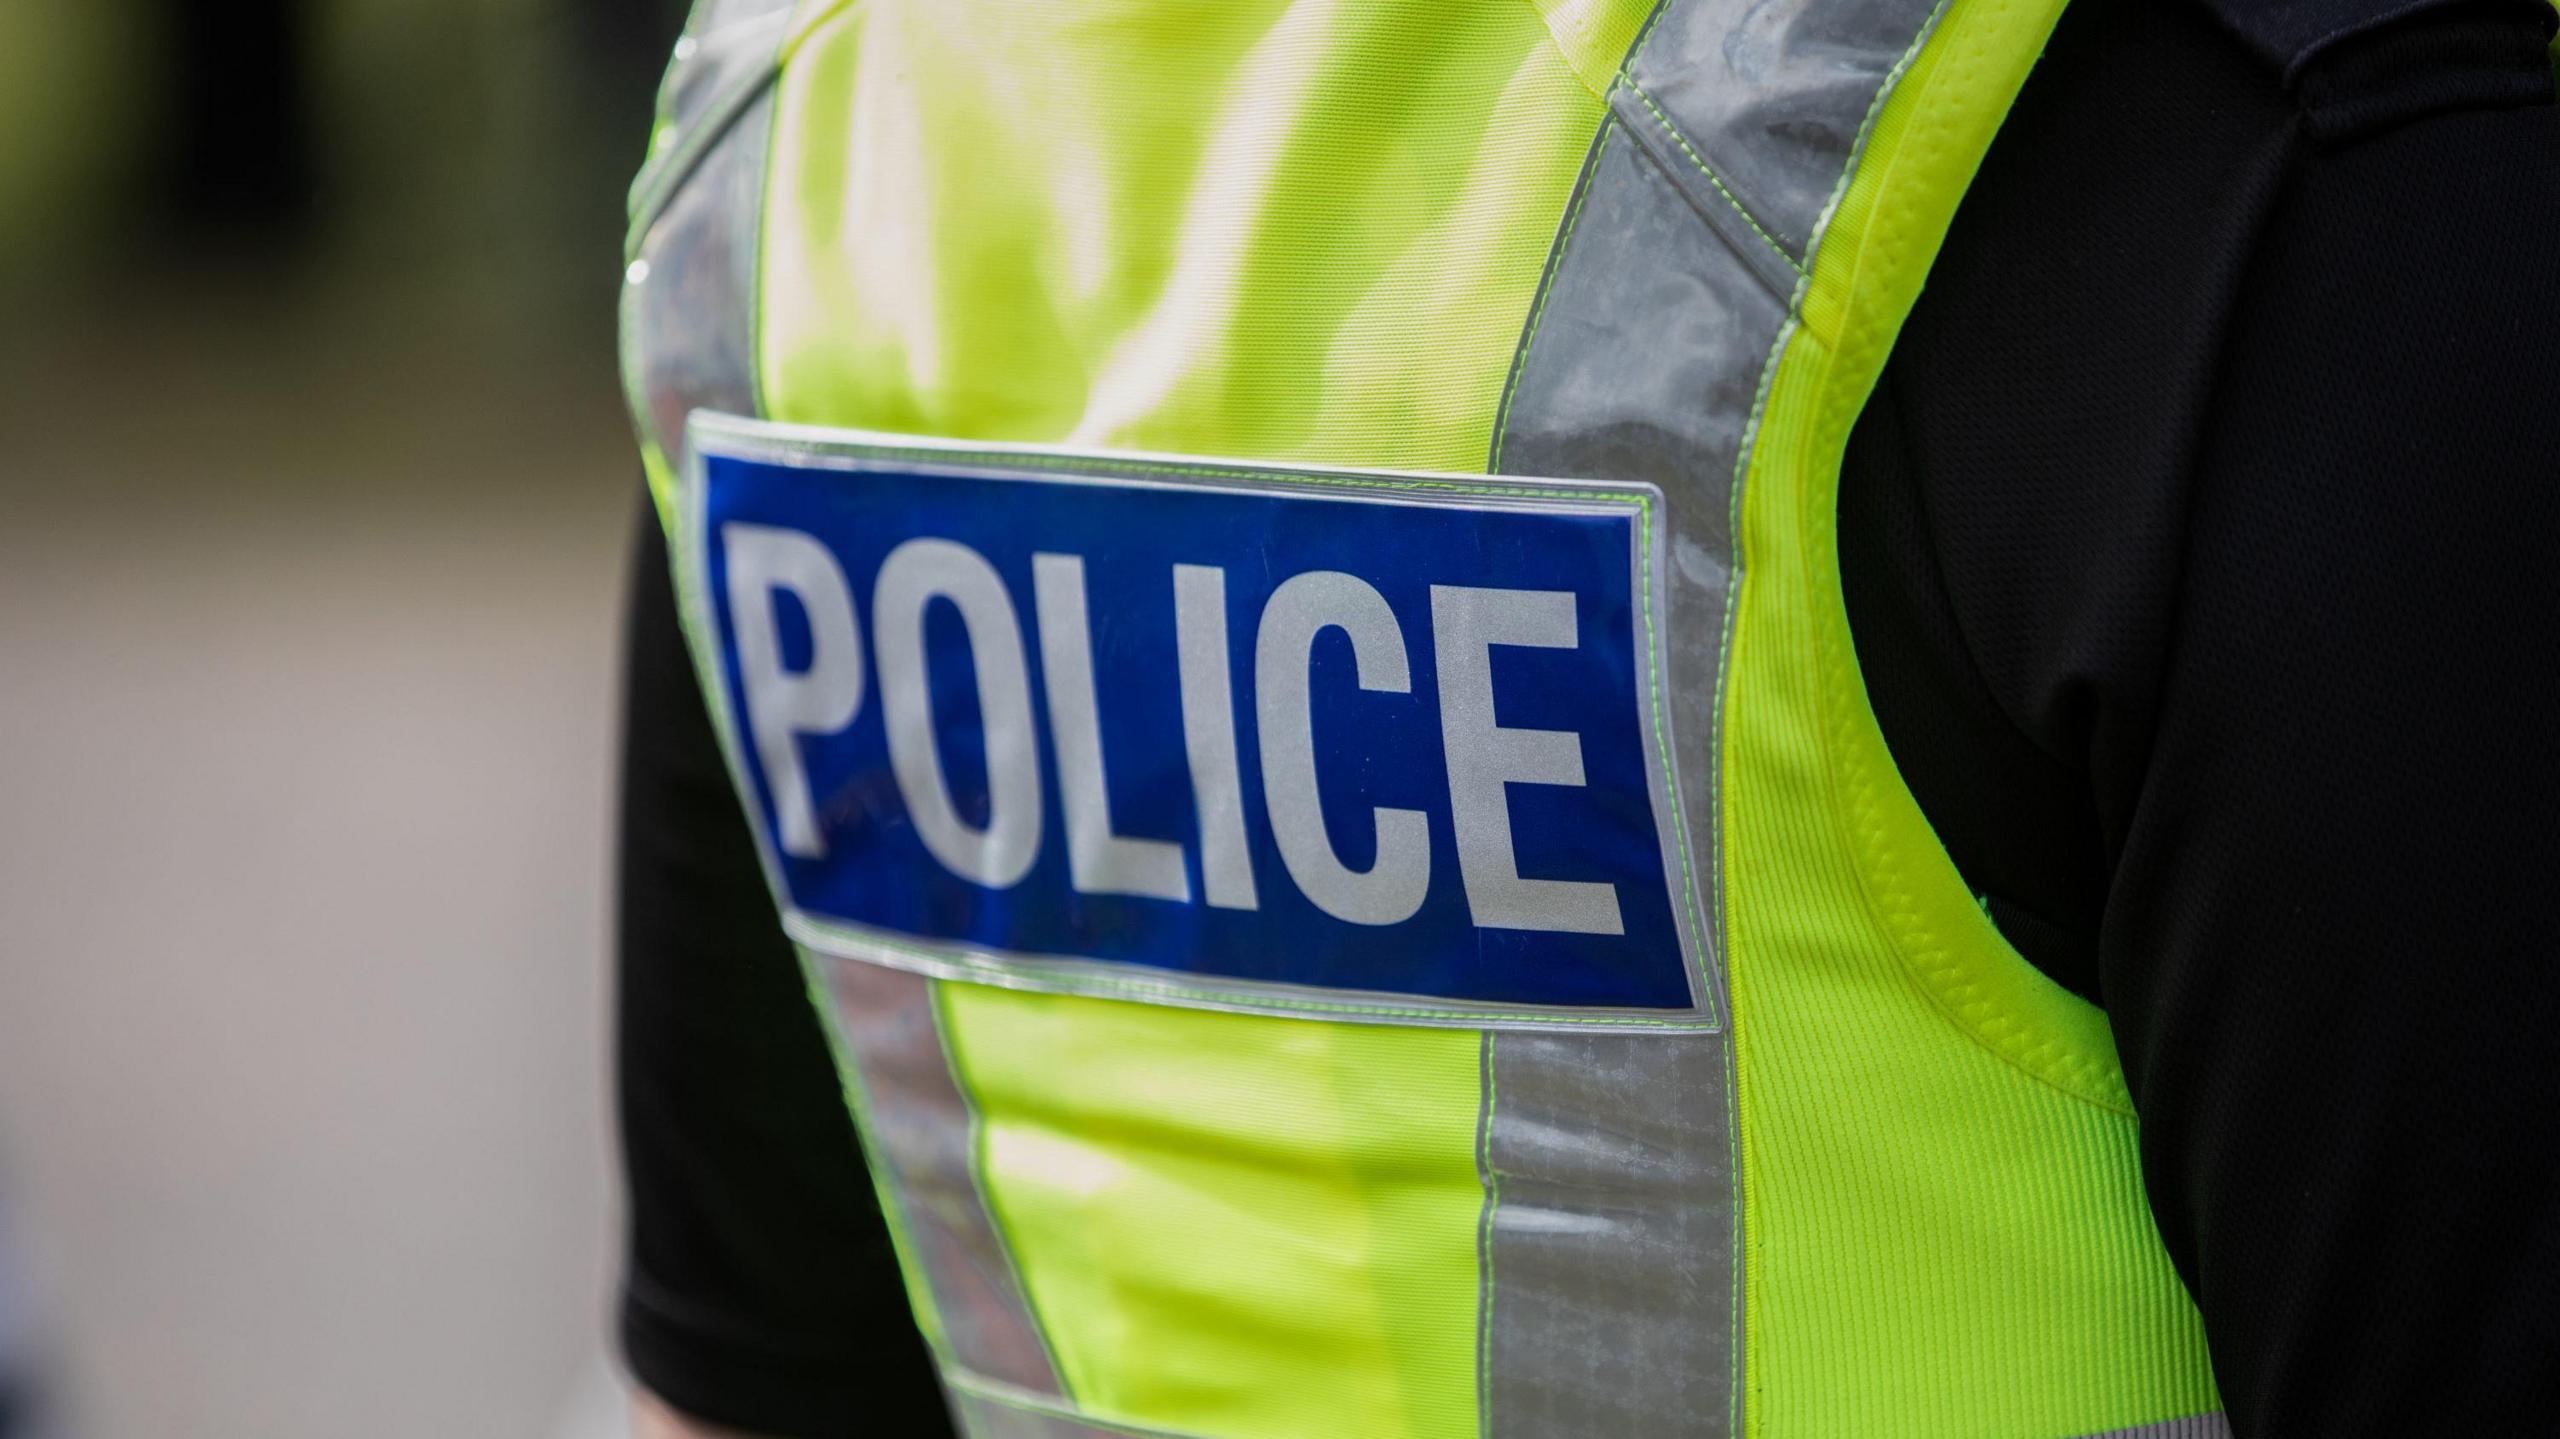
[1720,0,2222,1430]
[758,0,1642,470]
[939,985,1483,1438]
[753,3,1648,1436]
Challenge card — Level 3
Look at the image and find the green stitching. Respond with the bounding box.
[1705,146,1811,1439]
[1591,0,1782,1412]
[1627,476,1721,1019]
[1618,0,1680,82]
[1720,322,1781,1433]
[624,0,864,256]
[1489,121,1615,476]
[1620,86,1806,275]
[1689,5,2018,1427]
[1477,114,1718,1008]
[801,922,1721,1030]
[733,430,1641,508]
[1796,0,1957,279]
[1712,297,1795,1439]
[1634,474,1716,1008]
[1473,1029,1502,1439]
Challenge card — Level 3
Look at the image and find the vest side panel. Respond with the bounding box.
[1721,0,2224,1432]
[1491,0,1988,1428]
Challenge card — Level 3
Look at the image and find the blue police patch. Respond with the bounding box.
[679,416,1714,1029]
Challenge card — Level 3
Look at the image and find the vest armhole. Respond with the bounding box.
[1754,0,2136,1116]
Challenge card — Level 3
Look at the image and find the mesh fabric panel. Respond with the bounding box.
[1721,0,2223,1429]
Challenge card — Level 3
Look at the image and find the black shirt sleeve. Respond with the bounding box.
[618,502,955,1438]
[1842,1,2560,1431]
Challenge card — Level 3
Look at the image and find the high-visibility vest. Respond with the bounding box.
[621,1,2224,1434]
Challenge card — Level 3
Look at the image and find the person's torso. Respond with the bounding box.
[620,2,2224,1433]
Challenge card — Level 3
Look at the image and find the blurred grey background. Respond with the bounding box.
[0,0,687,1433]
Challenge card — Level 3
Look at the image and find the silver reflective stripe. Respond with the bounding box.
[951,1394,1114,1439]
[623,88,773,479]
[629,0,795,246]
[2079,1416,2233,1439]
[819,959,1068,1399]
[660,2,794,140]
[1478,1030,1738,1438]
[1625,0,1946,262]
[621,0,795,477]
[1488,0,1947,1430]
[1494,119,1772,917]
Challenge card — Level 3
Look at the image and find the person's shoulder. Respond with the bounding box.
[2180,0,2559,144]
[2187,0,2553,84]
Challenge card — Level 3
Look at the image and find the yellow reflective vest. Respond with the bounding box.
[620,1,2225,1433]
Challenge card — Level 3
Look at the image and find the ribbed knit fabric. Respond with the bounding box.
[1721,0,2218,1429]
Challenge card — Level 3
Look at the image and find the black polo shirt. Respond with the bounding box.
[616,2,2560,1431]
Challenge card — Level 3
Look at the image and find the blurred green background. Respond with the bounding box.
[0,2,687,1434]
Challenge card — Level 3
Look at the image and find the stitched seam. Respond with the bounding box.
[1801,2,2138,1115]
[1710,4,1972,1420]
[1636,464,1718,1014]
[627,60,783,255]
[802,922,1720,1029]
[1659,0,2127,1109]
[1620,0,1682,84]
[1621,85,1807,275]
[1809,12,2121,1104]
[624,0,867,255]
[1832,0,2140,1115]
[1842,770,2137,1114]
[738,437,1639,505]
[1795,0,1954,280]
[1511,0,1677,105]
[1488,121,1615,475]
[1473,1030,1501,1439]
[1722,989,1745,1439]
[1487,3,1718,1012]
[927,980,1077,1400]
[1716,310,1791,1439]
